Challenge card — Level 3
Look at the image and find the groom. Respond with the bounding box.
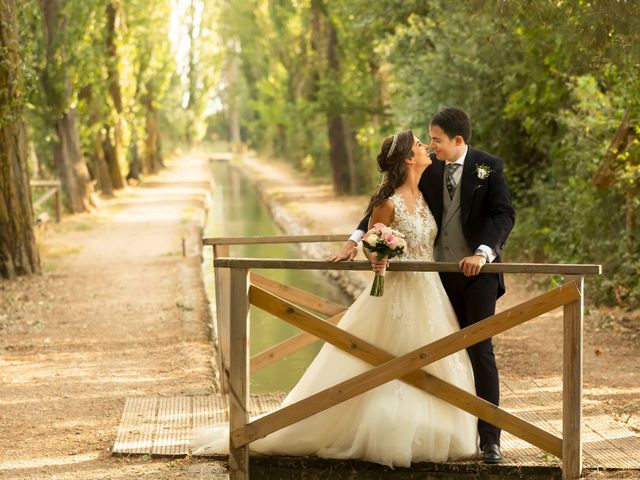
[330,108,515,463]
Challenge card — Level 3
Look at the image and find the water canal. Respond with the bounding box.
[203,158,352,393]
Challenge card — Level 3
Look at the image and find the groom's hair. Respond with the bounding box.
[430,108,471,143]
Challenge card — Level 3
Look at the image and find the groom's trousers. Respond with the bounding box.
[439,271,501,448]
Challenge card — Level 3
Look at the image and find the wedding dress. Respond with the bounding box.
[192,193,478,467]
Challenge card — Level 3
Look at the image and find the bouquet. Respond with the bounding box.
[362,223,407,296]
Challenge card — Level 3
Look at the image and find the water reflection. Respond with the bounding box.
[203,159,351,393]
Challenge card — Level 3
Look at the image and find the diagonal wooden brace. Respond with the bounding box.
[233,281,581,452]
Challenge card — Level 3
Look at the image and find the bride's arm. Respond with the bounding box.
[325,201,394,263]
[325,215,370,262]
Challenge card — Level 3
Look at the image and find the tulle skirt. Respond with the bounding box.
[192,271,478,467]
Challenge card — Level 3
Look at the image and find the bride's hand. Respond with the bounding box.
[366,251,388,274]
[326,240,358,262]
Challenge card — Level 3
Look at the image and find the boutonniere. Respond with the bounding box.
[475,164,492,180]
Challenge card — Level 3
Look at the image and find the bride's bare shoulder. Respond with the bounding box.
[370,198,395,227]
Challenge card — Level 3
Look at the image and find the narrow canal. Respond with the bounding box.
[203,158,352,393]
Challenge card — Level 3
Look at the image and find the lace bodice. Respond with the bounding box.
[389,193,437,262]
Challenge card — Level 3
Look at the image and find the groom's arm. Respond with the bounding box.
[325,214,370,262]
[481,158,516,256]
[460,156,516,276]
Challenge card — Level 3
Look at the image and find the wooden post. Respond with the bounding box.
[213,244,231,393]
[563,274,584,480]
[54,182,62,222]
[229,267,249,480]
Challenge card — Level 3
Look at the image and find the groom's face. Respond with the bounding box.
[428,125,464,163]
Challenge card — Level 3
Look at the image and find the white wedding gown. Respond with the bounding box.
[192,193,478,467]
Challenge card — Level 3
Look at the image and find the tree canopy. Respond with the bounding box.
[3,0,639,306]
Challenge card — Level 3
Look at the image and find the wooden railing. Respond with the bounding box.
[204,235,601,480]
[30,179,62,222]
[204,234,350,393]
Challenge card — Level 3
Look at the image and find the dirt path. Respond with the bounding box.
[0,151,227,479]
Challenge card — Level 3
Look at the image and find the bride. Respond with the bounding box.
[192,130,479,467]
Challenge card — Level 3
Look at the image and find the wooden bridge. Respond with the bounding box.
[113,234,640,479]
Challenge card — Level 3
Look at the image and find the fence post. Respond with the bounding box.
[54,181,62,222]
[213,244,231,394]
[229,267,250,480]
[562,275,584,480]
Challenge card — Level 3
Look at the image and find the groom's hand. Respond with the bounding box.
[326,240,358,262]
[459,255,487,276]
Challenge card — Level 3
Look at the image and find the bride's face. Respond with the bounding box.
[411,136,431,168]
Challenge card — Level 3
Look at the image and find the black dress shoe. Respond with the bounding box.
[482,444,503,464]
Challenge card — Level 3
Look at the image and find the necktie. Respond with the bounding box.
[445,163,461,199]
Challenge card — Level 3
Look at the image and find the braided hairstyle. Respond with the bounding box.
[365,130,415,216]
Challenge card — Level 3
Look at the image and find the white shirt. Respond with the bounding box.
[350,145,497,262]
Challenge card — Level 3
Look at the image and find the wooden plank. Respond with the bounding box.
[233,282,581,448]
[113,397,154,454]
[562,275,584,480]
[229,268,250,480]
[116,396,157,455]
[250,271,346,316]
[251,311,345,373]
[29,179,61,187]
[583,418,640,469]
[32,187,58,209]
[214,244,231,394]
[204,234,351,246]
[216,258,602,275]
[54,187,61,222]
[153,397,174,455]
[113,393,640,470]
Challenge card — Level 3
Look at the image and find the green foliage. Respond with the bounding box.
[12,0,639,306]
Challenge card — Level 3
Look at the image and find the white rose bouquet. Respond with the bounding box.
[362,223,407,296]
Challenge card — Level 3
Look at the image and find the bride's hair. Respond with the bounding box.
[365,130,414,216]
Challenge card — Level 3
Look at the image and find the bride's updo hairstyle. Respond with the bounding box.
[365,130,414,216]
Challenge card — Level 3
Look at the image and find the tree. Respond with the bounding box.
[38,0,96,213]
[0,0,40,278]
[103,0,126,189]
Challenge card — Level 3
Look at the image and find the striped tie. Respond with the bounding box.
[445,163,461,199]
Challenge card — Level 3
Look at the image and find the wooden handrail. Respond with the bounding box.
[216,258,602,275]
[204,234,351,245]
[30,179,61,187]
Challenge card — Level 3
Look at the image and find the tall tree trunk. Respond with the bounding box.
[0,0,40,278]
[155,111,164,169]
[326,20,353,194]
[80,84,113,195]
[143,96,159,175]
[93,129,113,195]
[54,110,94,212]
[127,126,140,181]
[102,124,122,190]
[105,0,126,189]
[40,0,94,213]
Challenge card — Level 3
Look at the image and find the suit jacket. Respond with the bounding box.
[358,146,516,297]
